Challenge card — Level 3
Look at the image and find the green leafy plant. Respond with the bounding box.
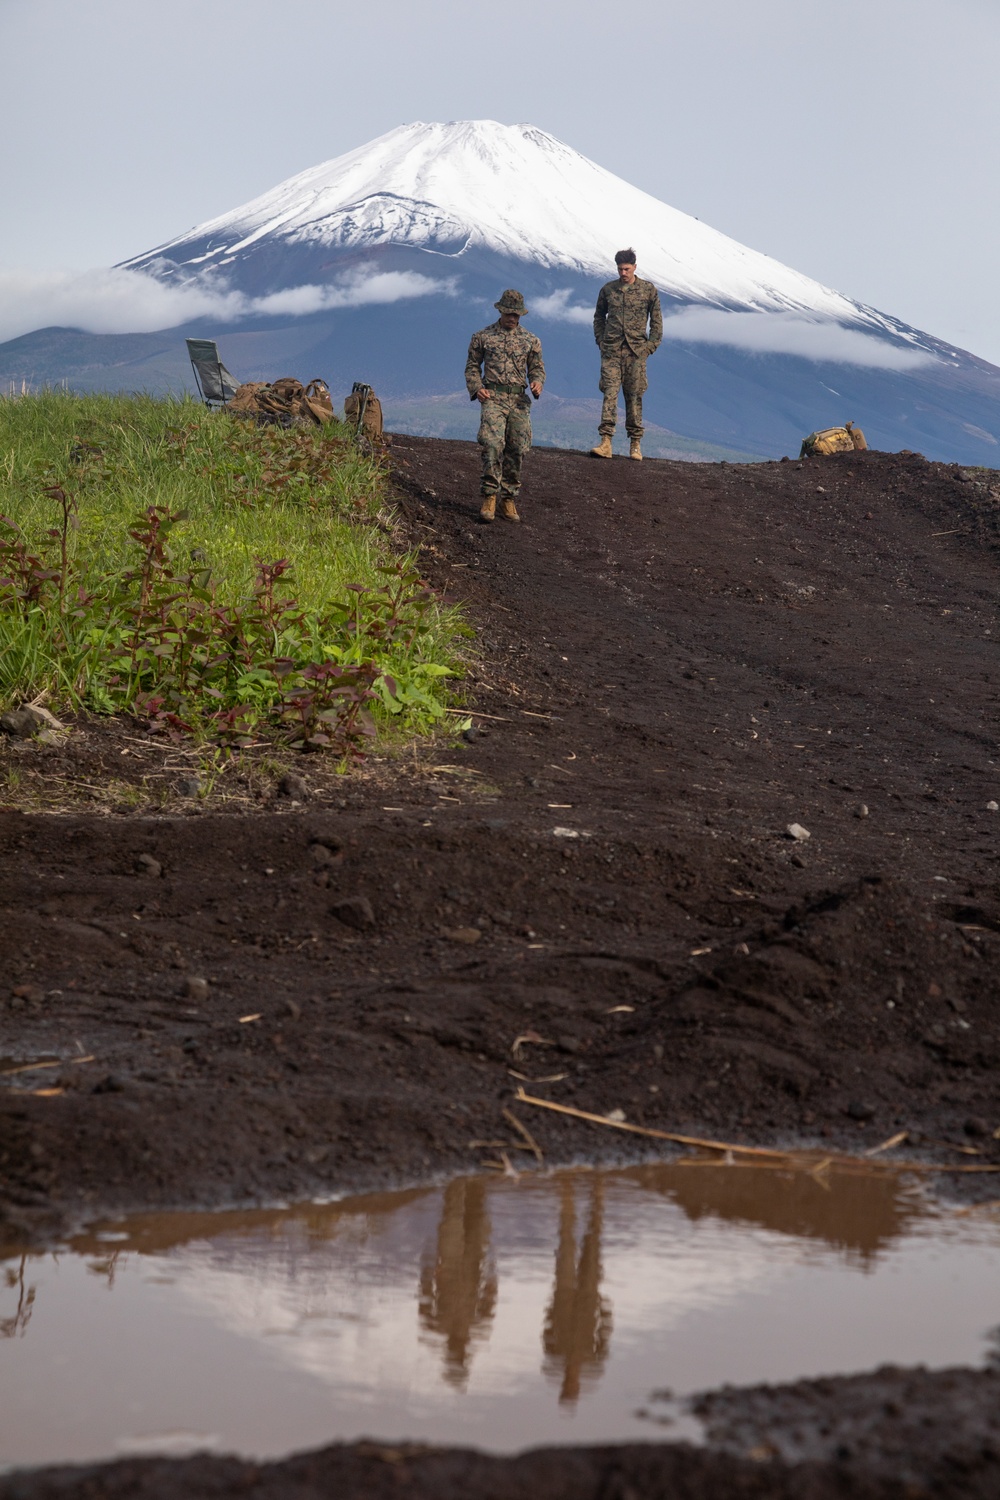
[0,392,467,757]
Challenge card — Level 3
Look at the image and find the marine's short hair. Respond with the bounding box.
[614,248,637,266]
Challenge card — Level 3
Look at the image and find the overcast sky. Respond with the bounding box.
[2,0,999,361]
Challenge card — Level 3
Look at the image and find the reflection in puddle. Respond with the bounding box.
[419,1178,497,1388]
[544,1176,612,1404]
[2,1163,999,1467]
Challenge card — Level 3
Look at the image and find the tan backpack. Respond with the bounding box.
[800,421,868,458]
[343,382,384,444]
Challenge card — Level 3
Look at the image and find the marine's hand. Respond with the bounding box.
[476,388,491,403]
[530,381,542,400]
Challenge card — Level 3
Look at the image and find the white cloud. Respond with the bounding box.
[531,288,593,325]
[660,308,936,369]
[0,266,448,344]
[249,270,450,317]
[0,267,242,343]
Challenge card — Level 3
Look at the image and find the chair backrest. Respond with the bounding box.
[186,339,239,406]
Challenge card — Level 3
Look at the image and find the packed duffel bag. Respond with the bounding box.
[800,421,868,457]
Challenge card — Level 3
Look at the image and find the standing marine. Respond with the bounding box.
[465,289,545,523]
[591,249,662,461]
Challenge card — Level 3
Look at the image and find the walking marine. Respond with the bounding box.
[465,290,545,523]
[591,249,662,461]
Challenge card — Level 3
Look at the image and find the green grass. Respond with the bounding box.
[0,392,466,752]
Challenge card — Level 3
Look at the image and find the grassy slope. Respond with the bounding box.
[0,393,465,747]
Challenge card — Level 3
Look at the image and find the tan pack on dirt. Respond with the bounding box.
[225,377,336,427]
[800,421,868,458]
[343,382,384,445]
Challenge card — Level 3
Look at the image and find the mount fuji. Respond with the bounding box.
[5,120,1000,462]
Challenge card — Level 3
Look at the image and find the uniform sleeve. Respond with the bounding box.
[465,333,485,399]
[527,334,545,390]
[593,285,608,346]
[646,285,663,354]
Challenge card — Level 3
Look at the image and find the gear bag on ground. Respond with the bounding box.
[225,377,335,427]
[343,382,384,443]
[800,421,868,457]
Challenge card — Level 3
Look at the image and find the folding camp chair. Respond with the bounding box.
[186,338,239,407]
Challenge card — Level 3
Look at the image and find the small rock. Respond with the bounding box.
[441,926,481,945]
[331,895,375,930]
[11,983,45,1004]
[854,803,869,819]
[463,726,480,743]
[786,823,811,841]
[278,773,308,800]
[605,1108,626,1123]
[309,843,337,867]
[964,1116,990,1138]
[135,853,162,878]
[949,997,968,1014]
[815,485,826,494]
[987,801,999,813]
[184,976,209,1002]
[93,1074,125,1094]
[927,981,943,998]
[846,1100,876,1121]
[0,707,46,738]
[176,777,202,798]
[553,827,580,839]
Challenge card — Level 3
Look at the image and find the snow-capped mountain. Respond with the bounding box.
[123,120,882,327]
[4,121,999,462]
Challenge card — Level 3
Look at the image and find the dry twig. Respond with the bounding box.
[513,1089,1000,1176]
[502,1107,544,1162]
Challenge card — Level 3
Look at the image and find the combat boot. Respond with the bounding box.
[629,438,642,461]
[499,497,520,523]
[479,495,496,523]
[590,435,613,459]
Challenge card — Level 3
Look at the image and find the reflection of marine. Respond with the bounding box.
[542,1177,613,1403]
[1,1256,36,1339]
[418,1178,497,1387]
[465,289,545,524]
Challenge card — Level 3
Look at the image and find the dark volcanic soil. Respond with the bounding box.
[2,436,1000,1496]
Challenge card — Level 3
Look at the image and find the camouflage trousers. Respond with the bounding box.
[477,391,532,497]
[598,348,649,438]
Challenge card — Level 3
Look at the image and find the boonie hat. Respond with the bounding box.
[495,289,528,315]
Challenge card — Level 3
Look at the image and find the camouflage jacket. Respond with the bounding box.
[465,321,545,399]
[593,277,663,357]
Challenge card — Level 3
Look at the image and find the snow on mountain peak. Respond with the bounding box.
[124,120,876,326]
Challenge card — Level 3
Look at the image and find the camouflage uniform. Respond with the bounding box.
[465,319,545,499]
[593,276,663,438]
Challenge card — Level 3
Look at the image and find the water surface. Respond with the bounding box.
[2,1161,998,1466]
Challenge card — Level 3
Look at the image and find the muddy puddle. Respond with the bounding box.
[2,1163,999,1469]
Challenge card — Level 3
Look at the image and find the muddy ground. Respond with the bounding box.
[2,437,999,1495]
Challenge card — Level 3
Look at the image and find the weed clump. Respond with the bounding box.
[0,392,462,757]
